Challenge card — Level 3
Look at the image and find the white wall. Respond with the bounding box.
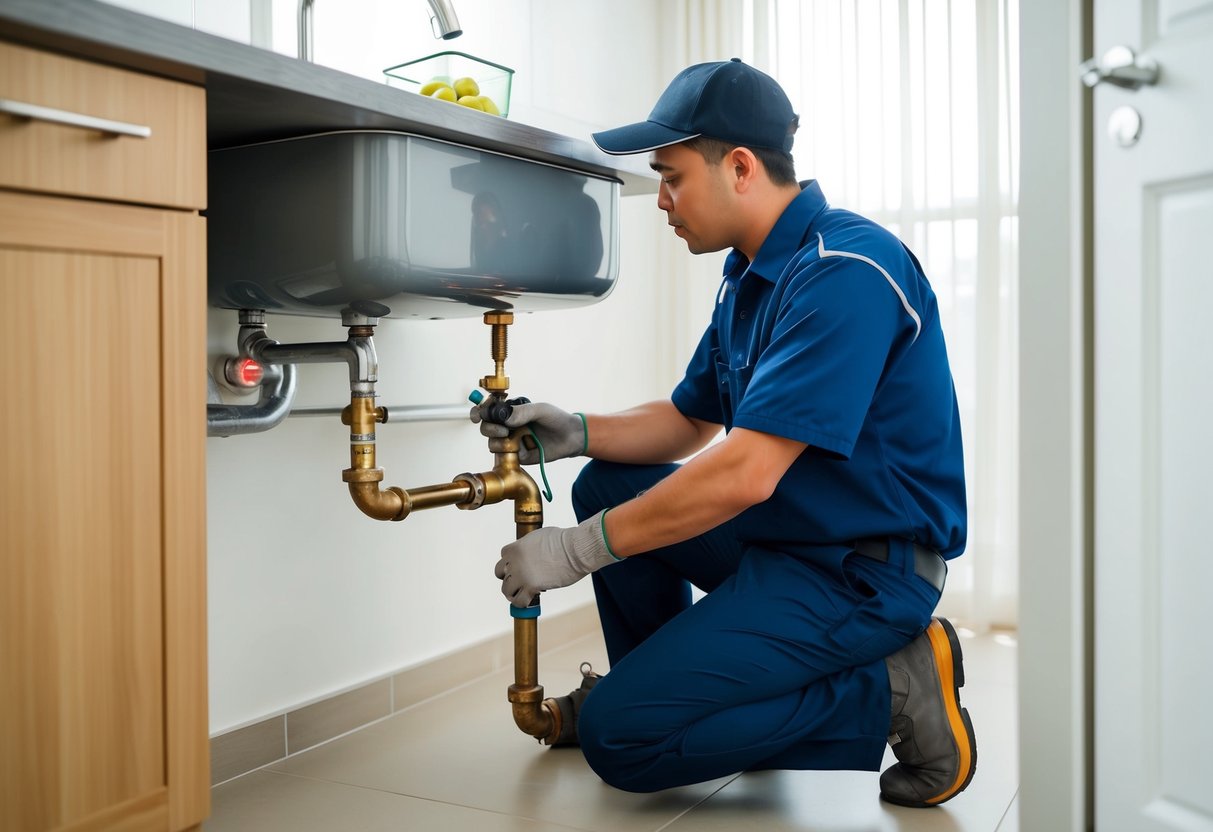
[96,0,253,41]
[175,0,703,733]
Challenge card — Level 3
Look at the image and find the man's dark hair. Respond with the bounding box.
[684,127,799,187]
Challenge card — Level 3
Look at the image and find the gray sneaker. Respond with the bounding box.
[548,663,602,747]
[879,617,978,807]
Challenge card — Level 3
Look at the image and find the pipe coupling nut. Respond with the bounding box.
[342,467,385,483]
[452,472,486,509]
[507,684,545,704]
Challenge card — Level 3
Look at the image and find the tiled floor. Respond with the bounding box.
[206,627,1018,832]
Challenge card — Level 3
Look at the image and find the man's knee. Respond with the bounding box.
[571,460,615,520]
[577,677,668,794]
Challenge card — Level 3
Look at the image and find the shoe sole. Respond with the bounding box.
[882,617,979,808]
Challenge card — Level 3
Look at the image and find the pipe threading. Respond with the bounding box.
[481,311,514,392]
[493,324,508,364]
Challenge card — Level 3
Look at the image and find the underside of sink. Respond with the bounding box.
[207,130,620,320]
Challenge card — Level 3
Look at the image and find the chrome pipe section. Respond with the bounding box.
[290,403,469,422]
[207,362,299,437]
[239,309,378,394]
[253,339,377,392]
[298,0,314,61]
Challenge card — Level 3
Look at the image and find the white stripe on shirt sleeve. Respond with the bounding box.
[816,233,922,342]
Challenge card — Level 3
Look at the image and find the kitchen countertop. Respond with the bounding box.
[0,0,657,195]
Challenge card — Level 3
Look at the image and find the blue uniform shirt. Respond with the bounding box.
[672,181,967,559]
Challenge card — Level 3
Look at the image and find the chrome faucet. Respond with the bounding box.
[298,0,462,62]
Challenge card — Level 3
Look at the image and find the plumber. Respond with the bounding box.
[471,58,976,808]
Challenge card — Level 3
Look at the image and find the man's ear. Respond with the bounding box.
[729,147,761,192]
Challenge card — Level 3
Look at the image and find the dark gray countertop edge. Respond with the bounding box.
[0,0,658,195]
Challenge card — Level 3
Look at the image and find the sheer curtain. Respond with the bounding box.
[653,2,750,383]
[745,0,1020,630]
[655,1,1020,630]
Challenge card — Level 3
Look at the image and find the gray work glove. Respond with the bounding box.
[495,509,620,607]
[469,399,586,465]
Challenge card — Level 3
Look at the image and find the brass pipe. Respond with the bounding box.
[334,311,559,743]
[462,427,558,744]
[343,393,406,520]
[408,481,476,511]
[509,615,561,743]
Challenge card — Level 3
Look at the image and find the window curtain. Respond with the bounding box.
[657,1,1020,631]
[753,0,1021,631]
[653,2,750,383]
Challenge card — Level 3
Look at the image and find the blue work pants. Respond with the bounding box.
[570,460,942,793]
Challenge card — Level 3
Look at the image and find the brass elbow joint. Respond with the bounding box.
[508,684,560,745]
[343,468,410,521]
[485,433,543,526]
[341,394,407,520]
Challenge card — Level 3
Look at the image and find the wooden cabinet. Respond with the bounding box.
[0,42,208,832]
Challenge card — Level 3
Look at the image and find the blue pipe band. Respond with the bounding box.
[510,603,541,619]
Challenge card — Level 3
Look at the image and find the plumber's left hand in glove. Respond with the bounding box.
[496,508,619,607]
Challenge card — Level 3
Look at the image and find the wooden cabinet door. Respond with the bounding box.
[0,191,207,832]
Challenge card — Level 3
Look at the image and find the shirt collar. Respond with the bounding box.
[723,180,829,283]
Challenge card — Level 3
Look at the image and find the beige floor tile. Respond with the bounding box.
[213,628,1016,832]
[952,629,1018,690]
[268,633,735,832]
[204,769,587,832]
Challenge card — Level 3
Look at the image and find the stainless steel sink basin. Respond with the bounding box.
[207,131,619,319]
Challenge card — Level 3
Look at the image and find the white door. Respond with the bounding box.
[1093,2,1213,830]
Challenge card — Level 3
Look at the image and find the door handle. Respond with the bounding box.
[1079,45,1159,90]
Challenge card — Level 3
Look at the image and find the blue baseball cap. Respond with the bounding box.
[592,58,797,156]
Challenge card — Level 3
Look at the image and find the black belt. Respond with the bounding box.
[851,539,947,592]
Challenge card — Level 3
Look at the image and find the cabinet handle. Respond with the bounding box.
[0,98,151,138]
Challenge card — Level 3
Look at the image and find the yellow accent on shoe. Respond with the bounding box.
[923,618,972,804]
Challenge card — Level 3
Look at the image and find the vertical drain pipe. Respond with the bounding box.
[473,311,561,743]
[496,432,560,744]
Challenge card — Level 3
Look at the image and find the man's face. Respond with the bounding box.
[650,144,737,254]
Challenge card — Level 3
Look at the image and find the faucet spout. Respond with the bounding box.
[425,0,462,39]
